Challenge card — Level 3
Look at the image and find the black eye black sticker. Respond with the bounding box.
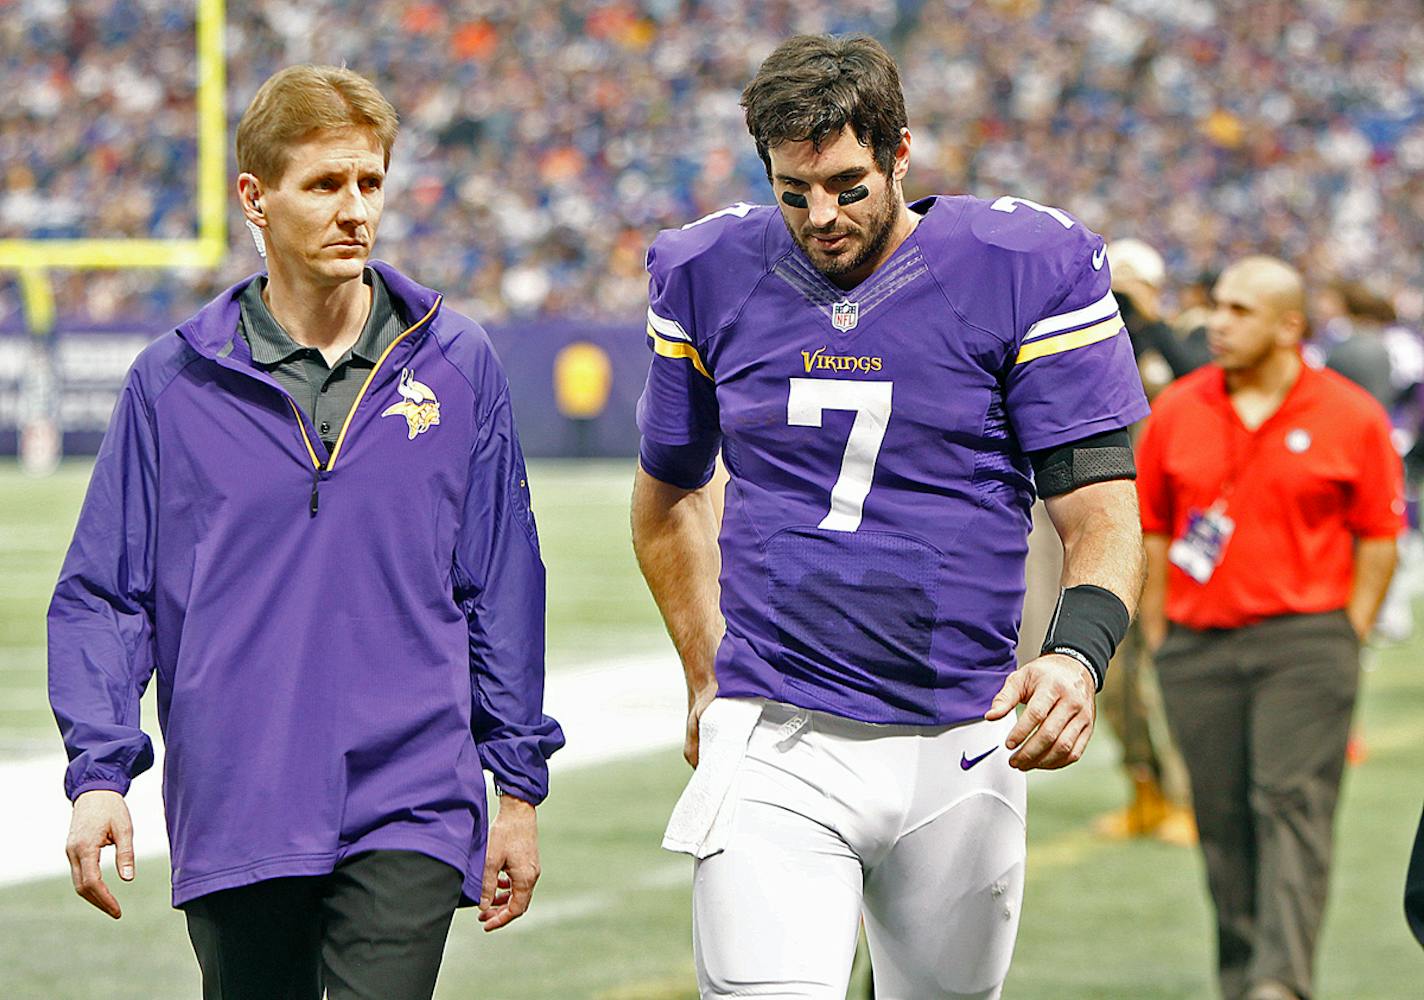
[781,191,808,209]
[838,185,869,206]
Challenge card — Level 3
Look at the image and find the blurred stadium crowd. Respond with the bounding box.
[2,0,1424,332]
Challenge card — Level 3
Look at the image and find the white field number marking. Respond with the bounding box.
[990,195,1075,229]
[787,377,893,532]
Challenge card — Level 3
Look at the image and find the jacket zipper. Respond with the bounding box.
[285,398,326,515]
[282,296,442,517]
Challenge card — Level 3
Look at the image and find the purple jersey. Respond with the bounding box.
[638,196,1149,725]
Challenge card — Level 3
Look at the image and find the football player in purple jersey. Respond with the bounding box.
[631,34,1149,999]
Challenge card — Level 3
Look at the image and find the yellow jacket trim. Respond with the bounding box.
[287,398,322,471]
[326,296,442,469]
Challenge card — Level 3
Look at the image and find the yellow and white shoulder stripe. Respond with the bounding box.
[1016,289,1125,364]
[647,307,711,380]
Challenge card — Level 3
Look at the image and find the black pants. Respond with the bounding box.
[183,850,464,1000]
[1156,611,1359,1000]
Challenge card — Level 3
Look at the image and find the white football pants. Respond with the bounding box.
[691,701,1027,1000]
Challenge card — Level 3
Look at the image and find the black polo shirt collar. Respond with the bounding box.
[239,268,400,369]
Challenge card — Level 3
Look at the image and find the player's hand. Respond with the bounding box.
[66,789,135,919]
[984,653,1097,771]
[479,795,540,932]
[684,680,719,768]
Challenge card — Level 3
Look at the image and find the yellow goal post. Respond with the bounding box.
[2,0,227,331]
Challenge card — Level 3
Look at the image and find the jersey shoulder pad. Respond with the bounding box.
[646,203,777,341]
[928,194,1109,347]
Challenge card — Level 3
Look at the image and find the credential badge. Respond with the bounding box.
[381,368,441,440]
[831,300,860,331]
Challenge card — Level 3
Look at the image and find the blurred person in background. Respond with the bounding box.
[1320,282,1396,411]
[633,34,1148,999]
[1087,237,1196,845]
[1312,282,1424,649]
[1174,271,1219,346]
[1111,237,1210,390]
[1024,236,1200,845]
[47,66,562,999]
[1137,256,1403,1000]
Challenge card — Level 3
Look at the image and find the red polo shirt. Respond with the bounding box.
[1137,362,1404,630]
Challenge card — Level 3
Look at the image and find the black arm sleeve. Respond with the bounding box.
[1027,428,1136,499]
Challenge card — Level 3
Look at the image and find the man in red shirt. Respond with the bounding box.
[1137,256,1402,1000]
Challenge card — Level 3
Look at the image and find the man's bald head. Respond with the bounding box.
[1208,255,1309,373]
[1219,256,1306,318]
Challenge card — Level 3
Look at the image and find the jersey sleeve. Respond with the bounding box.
[1002,225,1150,453]
[636,230,721,457]
[1346,403,1406,538]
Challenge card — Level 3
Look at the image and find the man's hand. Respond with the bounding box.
[479,796,540,932]
[684,680,719,768]
[66,789,135,919]
[984,653,1097,770]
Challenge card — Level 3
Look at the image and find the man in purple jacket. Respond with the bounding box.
[48,66,562,999]
[631,36,1146,998]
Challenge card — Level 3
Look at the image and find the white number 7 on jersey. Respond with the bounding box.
[990,195,1075,229]
[788,378,893,532]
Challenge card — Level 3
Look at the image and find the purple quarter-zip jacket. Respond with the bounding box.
[48,261,564,907]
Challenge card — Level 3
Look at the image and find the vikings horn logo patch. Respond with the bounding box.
[382,368,441,439]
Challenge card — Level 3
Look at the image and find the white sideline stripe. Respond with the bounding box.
[0,651,686,889]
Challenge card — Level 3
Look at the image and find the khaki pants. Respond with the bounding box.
[1156,612,1360,1000]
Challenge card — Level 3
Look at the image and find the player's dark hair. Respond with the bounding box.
[741,34,908,181]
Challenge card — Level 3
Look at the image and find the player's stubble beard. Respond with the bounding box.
[788,178,902,284]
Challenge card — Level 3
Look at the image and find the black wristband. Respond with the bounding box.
[1040,584,1131,691]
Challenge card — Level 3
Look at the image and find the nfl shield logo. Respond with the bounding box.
[831,300,860,331]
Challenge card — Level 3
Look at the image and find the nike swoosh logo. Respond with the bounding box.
[1092,244,1107,270]
[961,747,998,770]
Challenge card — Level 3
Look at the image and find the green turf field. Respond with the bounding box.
[1,459,1420,998]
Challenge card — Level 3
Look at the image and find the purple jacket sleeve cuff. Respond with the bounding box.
[66,773,134,802]
[476,717,566,805]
